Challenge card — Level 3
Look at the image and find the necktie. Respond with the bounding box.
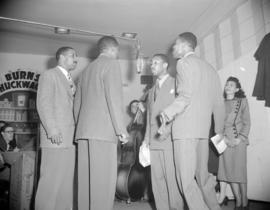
[154,80,160,101]
[7,143,12,151]
[67,72,76,95]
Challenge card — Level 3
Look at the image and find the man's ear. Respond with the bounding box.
[163,63,168,69]
[59,54,65,60]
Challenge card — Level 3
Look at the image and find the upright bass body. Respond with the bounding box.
[116,158,147,202]
[116,114,148,203]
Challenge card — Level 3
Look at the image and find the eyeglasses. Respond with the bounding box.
[4,130,15,134]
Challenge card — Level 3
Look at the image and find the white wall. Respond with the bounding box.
[197,0,270,201]
[0,52,89,76]
[0,52,146,129]
[218,51,270,202]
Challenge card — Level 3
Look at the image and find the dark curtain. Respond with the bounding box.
[253,33,270,107]
[208,115,219,175]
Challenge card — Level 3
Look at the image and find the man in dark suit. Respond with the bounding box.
[74,36,128,210]
[160,32,225,210]
[35,46,77,210]
[143,54,183,210]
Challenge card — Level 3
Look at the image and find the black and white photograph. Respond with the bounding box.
[0,0,270,210]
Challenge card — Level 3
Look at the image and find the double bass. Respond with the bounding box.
[116,105,149,203]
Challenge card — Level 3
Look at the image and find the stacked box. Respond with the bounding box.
[2,151,36,210]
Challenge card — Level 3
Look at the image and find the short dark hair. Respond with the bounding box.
[223,76,246,98]
[55,46,74,61]
[0,123,17,149]
[97,36,119,53]
[0,123,13,133]
[178,32,197,50]
[153,53,169,68]
[128,99,139,113]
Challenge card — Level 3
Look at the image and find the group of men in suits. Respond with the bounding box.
[35,32,225,210]
[35,36,128,210]
[143,32,225,210]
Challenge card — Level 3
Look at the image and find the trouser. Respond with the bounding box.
[77,139,117,210]
[173,139,221,210]
[35,147,75,210]
[150,149,184,210]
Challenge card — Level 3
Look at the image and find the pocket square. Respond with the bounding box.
[170,89,175,94]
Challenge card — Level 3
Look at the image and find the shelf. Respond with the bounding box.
[0,107,36,110]
[15,131,37,135]
[4,120,39,123]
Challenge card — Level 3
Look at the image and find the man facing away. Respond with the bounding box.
[35,46,77,210]
[74,36,129,210]
[143,54,184,210]
[160,32,225,210]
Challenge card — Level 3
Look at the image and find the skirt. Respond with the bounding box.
[217,141,247,183]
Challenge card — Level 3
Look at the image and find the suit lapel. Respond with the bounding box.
[0,138,7,151]
[155,76,174,102]
[148,76,175,125]
[226,99,241,123]
[55,67,74,98]
[160,77,172,96]
[148,86,155,122]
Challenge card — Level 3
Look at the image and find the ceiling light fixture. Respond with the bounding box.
[0,16,139,41]
[54,27,70,34]
[121,32,137,39]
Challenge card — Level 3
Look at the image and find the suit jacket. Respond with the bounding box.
[144,76,176,150]
[224,98,251,144]
[163,54,225,139]
[0,137,17,152]
[37,67,75,148]
[74,55,127,143]
[0,137,7,152]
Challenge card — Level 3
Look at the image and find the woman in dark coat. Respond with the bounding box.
[217,77,251,210]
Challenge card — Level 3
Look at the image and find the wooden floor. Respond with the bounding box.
[113,199,270,210]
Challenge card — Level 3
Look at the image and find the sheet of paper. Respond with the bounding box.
[139,142,150,167]
[211,134,228,154]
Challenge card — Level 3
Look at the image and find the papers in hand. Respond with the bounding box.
[139,142,150,167]
[210,134,227,154]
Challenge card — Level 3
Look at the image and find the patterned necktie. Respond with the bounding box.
[154,80,160,101]
[67,72,76,95]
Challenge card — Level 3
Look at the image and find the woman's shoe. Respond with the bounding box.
[234,207,242,210]
[242,202,249,210]
[219,196,228,206]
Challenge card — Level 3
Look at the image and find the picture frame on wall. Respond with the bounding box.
[12,92,29,108]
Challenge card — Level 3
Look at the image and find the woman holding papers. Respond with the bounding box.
[217,76,251,210]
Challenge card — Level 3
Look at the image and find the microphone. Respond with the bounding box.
[136,39,144,74]
[133,106,141,124]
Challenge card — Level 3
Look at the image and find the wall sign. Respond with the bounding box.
[0,69,40,95]
[0,69,40,150]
